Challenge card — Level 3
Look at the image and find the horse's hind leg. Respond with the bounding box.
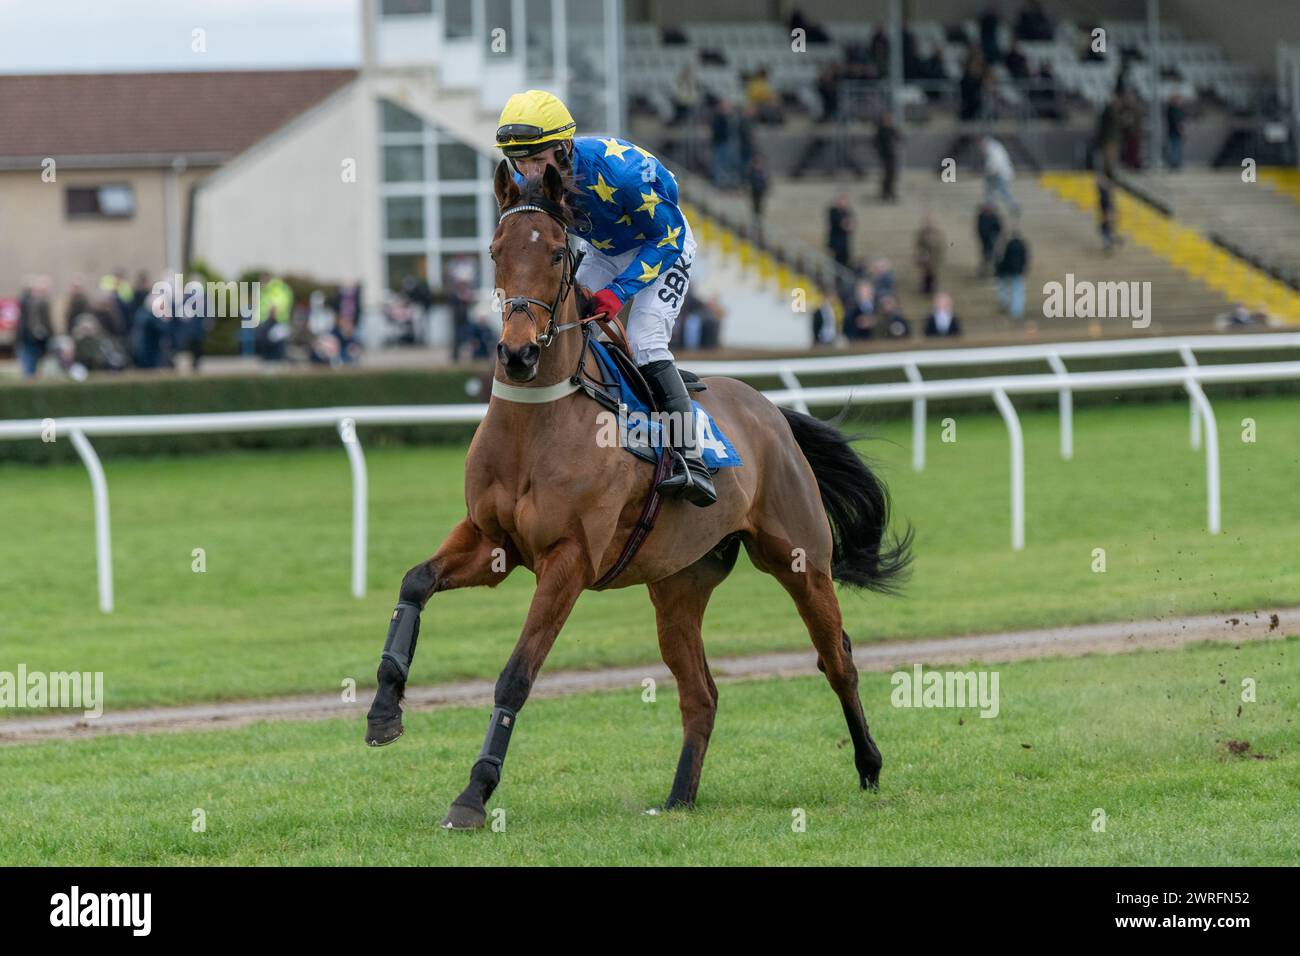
[744,532,882,790]
[365,518,513,746]
[647,538,738,810]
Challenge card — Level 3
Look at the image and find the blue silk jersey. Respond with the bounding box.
[515,136,690,302]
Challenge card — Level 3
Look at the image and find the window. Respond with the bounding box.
[381,100,423,133]
[386,254,427,290]
[485,0,513,57]
[444,0,473,38]
[380,0,433,16]
[439,195,478,238]
[383,144,425,182]
[385,196,426,240]
[437,141,478,181]
[66,184,135,219]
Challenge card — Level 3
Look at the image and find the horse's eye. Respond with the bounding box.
[552,250,564,264]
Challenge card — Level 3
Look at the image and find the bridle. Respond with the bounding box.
[496,199,585,348]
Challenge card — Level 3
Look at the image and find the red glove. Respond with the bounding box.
[588,287,623,320]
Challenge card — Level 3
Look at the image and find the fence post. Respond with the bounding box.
[991,389,1025,551]
[778,367,810,415]
[904,363,925,471]
[339,418,368,598]
[69,428,113,613]
[1179,345,1201,449]
[1046,351,1073,460]
[1183,380,1221,534]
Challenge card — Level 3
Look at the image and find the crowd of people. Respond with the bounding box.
[10,269,366,380]
[817,131,1034,347]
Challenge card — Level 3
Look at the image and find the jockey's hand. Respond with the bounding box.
[587,287,623,321]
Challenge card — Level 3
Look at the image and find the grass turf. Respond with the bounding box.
[0,636,1294,865]
[0,394,1297,711]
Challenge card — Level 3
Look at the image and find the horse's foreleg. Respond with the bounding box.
[440,539,588,830]
[365,518,513,746]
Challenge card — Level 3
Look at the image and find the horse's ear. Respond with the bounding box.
[494,159,520,210]
[541,163,565,205]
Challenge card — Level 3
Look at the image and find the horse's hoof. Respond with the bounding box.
[440,801,486,830]
[365,715,404,747]
[861,771,880,792]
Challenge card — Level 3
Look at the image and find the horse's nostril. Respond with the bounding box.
[520,343,540,365]
[497,342,510,364]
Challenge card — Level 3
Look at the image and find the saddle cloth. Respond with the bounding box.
[587,338,743,470]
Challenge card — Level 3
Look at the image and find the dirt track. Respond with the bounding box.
[0,607,1290,745]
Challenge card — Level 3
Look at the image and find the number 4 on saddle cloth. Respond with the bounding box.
[584,337,743,471]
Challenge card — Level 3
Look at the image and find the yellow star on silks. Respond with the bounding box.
[632,144,655,161]
[591,237,615,250]
[599,137,632,160]
[634,233,646,240]
[656,225,682,249]
[636,260,662,283]
[586,172,618,203]
[636,189,664,220]
[616,213,632,225]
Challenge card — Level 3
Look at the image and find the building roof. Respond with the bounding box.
[0,69,357,167]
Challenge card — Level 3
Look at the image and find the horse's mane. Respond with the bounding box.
[516,168,589,233]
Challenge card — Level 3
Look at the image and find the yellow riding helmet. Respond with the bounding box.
[496,90,576,158]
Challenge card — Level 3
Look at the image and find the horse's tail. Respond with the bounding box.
[779,407,913,595]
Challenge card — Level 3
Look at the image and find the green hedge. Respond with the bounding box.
[0,366,491,464]
[2,349,1297,465]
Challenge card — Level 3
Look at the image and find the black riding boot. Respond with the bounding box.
[639,359,717,508]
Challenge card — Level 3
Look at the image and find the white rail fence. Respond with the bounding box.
[2,335,1298,613]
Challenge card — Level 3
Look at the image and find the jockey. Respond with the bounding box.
[495,89,716,508]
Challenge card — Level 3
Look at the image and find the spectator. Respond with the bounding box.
[1029,61,1064,120]
[1004,42,1030,80]
[672,65,701,123]
[65,282,90,330]
[981,135,1019,213]
[1094,92,1122,177]
[446,256,477,362]
[131,287,174,369]
[745,68,782,124]
[978,3,1002,65]
[37,334,88,381]
[710,100,741,188]
[925,292,963,338]
[678,289,722,350]
[1096,172,1120,253]
[1165,93,1186,170]
[815,63,842,121]
[875,112,901,202]
[827,193,855,268]
[959,51,988,121]
[72,312,128,371]
[869,258,897,299]
[748,152,770,227]
[174,283,210,370]
[843,280,876,341]
[995,226,1030,320]
[16,278,53,378]
[976,202,1003,277]
[811,286,838,346]
[876,294,911,339]
[914,214,947,295]
[738,102,758,171]
[1119,88,1143,170]
[1014,0,1053,41]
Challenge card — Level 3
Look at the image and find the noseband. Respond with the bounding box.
[497,200,585,347]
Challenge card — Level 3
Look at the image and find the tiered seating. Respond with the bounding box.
[1040,172,1300,321]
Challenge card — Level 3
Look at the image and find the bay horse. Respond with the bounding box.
[365,161,911,829]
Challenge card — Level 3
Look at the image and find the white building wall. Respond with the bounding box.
[191,80,382,307]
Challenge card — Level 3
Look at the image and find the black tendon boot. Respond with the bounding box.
[640,359,717,507]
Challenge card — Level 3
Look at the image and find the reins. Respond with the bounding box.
[494,199,671,590]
